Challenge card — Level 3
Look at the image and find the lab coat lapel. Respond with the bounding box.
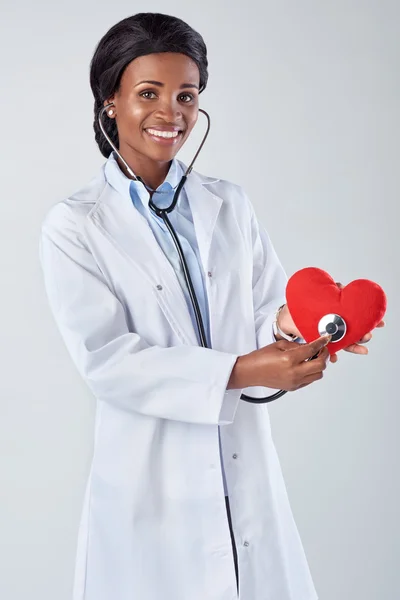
[178,160,223,275]
[88,162,223,346]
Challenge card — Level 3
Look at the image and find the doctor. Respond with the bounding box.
[39,12,383,600]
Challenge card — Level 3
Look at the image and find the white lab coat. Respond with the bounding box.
[39,158,318,600]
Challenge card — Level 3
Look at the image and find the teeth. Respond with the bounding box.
[146,128,180,138]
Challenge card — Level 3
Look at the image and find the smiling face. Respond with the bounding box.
[104,52,200,187]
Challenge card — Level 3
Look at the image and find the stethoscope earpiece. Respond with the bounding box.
[318,313,347,342]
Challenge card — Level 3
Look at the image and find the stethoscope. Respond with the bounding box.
[98,103,348,403]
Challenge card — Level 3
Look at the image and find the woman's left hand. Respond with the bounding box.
[277,283,386,364]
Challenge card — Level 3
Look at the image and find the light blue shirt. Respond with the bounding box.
[104,151,229,497]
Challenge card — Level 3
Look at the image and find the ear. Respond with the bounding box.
[103,98,116,119]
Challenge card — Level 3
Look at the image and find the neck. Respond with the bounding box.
[116,142,172,191]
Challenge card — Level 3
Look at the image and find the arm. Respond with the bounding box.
[39,204,242,425]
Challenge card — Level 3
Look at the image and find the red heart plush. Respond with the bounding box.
[286,267,387,354]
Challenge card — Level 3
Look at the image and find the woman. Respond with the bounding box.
[39,12,381,600]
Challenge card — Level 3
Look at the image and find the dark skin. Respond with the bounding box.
[104,52,200,193]
[103,52,385,391]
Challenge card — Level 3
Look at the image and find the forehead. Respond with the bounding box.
[121,52,200,87]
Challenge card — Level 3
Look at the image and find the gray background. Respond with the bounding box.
[1,1,398,598]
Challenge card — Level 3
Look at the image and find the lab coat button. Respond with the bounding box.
[232,454,238,459]
[156,285,163,290]
[244,541,249,547]
[207,271,212,278]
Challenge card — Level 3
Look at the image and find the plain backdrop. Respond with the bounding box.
[1,1,399,598]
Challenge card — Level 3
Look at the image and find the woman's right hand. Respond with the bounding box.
[228,335,332,392]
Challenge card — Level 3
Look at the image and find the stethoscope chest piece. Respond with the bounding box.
[318,313,347,342]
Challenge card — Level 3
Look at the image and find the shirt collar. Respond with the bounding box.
[104,151,183,211]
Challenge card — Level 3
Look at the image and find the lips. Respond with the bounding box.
[144,129,183,145]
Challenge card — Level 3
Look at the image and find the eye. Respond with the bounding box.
[140,91,157,99]
[139,90,195,103]
[179,93,194,103]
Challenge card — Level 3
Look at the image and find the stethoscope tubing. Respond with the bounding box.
[99,103,289,403]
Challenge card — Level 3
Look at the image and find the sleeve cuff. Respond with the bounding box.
[214,353,243,425]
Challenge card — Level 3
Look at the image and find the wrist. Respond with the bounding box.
[274,304,299,341]
[227,355,252,390]
[277,305,291,335]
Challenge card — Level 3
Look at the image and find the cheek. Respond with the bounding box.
[187,112,200,134]
[118,97,146,128]
[126,105,146,126]
[116,107,147,143]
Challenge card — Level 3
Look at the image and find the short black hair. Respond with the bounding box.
[89,13,209,158]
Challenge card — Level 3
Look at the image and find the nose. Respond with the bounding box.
[156,97,183,123]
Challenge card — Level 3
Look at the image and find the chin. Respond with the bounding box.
[147,147,181,161]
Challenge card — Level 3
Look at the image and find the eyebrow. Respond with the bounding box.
[134,80,199,90]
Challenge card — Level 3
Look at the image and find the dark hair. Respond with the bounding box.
[89,13,209,158]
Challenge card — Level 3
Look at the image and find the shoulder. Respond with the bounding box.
[41,163,107,238]
[177,160,252,214]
